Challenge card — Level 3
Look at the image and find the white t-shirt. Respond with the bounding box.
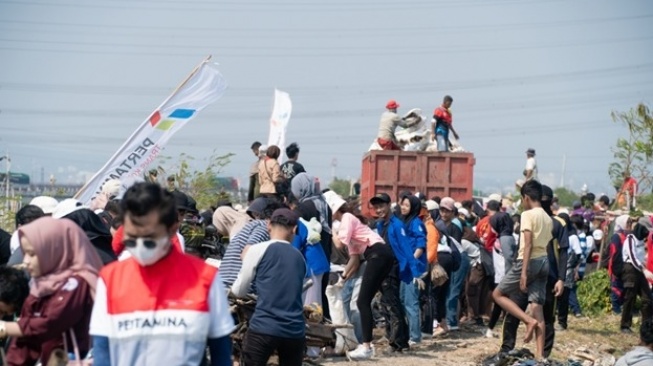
[525,157,538,181]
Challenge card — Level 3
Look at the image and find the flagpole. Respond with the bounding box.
[74,55,213,199]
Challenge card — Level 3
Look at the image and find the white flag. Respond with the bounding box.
[267,89,292,161]
[75,58,227,205]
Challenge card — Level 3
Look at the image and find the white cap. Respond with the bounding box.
[557,208,570,215]
[458,208,470,218]
[593,229,604,241]
[29,196,59,214]
[101,179,121,198]
[425,200,438,211]
[324,191,347,214]
[489,193,502,202]
[52,198,87,219]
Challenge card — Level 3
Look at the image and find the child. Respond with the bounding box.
[493,180,553,361]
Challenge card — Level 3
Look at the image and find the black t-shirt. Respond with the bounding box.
[280,161,306,181]
[0,228,10,265]
[489,212,514,238]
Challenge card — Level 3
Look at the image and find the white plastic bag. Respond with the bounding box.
[325,280,358,354]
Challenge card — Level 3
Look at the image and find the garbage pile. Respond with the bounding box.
[368,108,466,152]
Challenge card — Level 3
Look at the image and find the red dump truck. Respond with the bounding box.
[360,150,475,216]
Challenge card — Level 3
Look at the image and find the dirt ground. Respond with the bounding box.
[296,313,639,366]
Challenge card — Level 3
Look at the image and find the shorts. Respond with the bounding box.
[496,256,549,305]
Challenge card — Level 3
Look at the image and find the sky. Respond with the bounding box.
[1,0,652,197]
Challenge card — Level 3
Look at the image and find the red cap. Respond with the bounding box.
[386,100,399,109]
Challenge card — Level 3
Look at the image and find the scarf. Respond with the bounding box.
[18,217,103,299]
[291,173,331,234]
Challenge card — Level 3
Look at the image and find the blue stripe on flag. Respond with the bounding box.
[169,109,195,119]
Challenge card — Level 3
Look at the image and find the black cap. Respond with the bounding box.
[270,208,300,226]
[541,185,554,202]
[526,148,536,155]
[370,193,391,205]
[171,190,193,212]
[486,200,501,212]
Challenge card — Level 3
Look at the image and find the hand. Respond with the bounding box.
[343,256,361,280]
[519,273,528,293]
[644,269,653,282]
[553,280,565,297]
[413,277,426,291]
[574,272,580,282]
[454,133,460,140]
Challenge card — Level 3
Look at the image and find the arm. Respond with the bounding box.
[426,223,440,264]
[232,244,268,297]
[557,226,570,282]
[393,114,410,128]
[449,124,460,139]
[92,336,111,366]
[271,161,283,183]
[207,277,236,366]
[412,221,426,259]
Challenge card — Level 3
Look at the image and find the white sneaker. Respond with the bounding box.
[485,328,495,338]
[408,340,420,347]
[449,325,460,331]
[347,345,374,361]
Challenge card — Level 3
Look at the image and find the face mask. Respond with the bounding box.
[125,236,170,266]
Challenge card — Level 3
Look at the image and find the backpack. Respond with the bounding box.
[609,233,626,278]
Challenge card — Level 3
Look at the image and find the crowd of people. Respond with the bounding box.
[0,138,651,366]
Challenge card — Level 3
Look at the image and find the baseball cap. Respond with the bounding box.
[425,200,439,211]
[29,196,59,215]
[526,148,536,155]
[270,208,300,226]
[541,185,554,202]
[370,193,391,205]
[52,198,87,219]
[592,229,604,241]
[439,197,455,211]
[458,208,470,218]
[488,193,502,202]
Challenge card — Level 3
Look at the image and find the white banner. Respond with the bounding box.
[267,89,292,161]
[75,58,228,204]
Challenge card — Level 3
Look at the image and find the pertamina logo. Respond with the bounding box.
[149,109,196,131]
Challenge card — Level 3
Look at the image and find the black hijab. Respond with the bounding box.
[64,209,117,265]
[400,195,422,225]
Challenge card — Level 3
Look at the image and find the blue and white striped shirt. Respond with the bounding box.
[218,220,270,288]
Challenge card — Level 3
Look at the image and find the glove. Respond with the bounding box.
[430,263,449,287]
[413,277,426,291]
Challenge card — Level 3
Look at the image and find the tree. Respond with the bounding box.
[155,151,234,210]
[553,187,580,207]
[329,177,352,198]
[609,103,653,193]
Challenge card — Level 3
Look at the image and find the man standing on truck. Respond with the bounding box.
[432,95,459,152]
[377,100,410,150]
[523,148,538,182]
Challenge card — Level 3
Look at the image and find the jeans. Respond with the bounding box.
[611,276,625,314]
[400,281,421,342]
[499,236,517,273]
[342,262,365,343]
[436,134,448,152]
[447,252,471,327]
[568,284,582,315]
[242,330,304,366]
[357,244,409,349]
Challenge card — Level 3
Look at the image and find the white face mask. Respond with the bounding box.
[125,236,171,266]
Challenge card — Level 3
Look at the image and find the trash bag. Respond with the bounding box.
[325,280,358,354]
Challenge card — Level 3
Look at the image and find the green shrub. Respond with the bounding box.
[577,269,612,316]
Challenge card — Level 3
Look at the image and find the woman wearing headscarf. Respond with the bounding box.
[64,208,118,265]
[0,217,103,365]
[212,206,251,239]
[291,172,333,320]
[620,217,653,333]
[398,195,427,345]
[608,214,631,315]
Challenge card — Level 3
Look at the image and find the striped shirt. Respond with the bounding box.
[218,220,270,288]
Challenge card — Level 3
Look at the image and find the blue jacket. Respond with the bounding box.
[404,217,428,275]
[292,221,330,278]
[377,215,424,283]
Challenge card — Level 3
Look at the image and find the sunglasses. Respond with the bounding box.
[124,237,159,249]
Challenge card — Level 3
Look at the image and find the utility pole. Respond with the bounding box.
[0,152,10,211]
[331,158,338,183]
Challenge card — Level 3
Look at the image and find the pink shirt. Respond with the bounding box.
[337,213,384,255]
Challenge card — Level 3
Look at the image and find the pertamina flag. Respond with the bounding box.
[75,57,227,205]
